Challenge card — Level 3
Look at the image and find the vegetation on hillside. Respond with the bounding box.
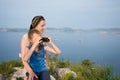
[0,56,120,80]
[0,60,23,79]
[49,55,120,80]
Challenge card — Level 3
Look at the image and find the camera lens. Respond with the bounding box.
[40,37,50,42]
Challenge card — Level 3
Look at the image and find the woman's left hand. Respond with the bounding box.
[47,36,53,44]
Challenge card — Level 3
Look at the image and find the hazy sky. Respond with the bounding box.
[0,0,120,29]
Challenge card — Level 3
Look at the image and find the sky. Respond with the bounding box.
[0,0,120,29]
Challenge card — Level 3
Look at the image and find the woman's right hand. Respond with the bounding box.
[28,71,38,80]
[32,37,42,47]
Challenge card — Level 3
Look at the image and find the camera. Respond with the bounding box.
[40,37,50,42]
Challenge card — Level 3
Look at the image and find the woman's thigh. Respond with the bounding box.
[38,70,51,80]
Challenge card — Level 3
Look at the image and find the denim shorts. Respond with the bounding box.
[26,70,51,80]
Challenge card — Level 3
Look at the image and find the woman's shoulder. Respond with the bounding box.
[22,33,28,38]
[21,33,30,45]
[21,33,29,41]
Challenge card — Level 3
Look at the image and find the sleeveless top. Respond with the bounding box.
[27,44,47,72]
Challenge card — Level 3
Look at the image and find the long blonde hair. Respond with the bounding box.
[29,16,45,31]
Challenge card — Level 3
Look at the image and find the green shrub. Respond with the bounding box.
[56,59,70,68]
[61,72,74,80]
[0,60,23,75]
[0,61,14,74]
[7,60,23,67]
[49,64,55,76]
[49,56,120,80]
[16,77,24,80]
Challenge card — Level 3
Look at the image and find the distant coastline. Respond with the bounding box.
[0,27,120,36]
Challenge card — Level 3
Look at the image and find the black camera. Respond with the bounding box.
[40,37,50,42]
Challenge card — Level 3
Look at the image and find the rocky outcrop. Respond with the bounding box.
[54,66,77,79]
[11,67,27,80]
[0,66,76,80]
[50,75,56,80]
[11,67,56,80]
[0,74,9,80]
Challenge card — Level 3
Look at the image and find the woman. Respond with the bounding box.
[20,16,51,80]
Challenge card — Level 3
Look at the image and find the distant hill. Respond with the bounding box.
[0,28,28,32]
[0,27,120,33]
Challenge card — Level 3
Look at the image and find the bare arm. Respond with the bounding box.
[24,36,41,61]
[20,35,37,78]
[24,45,36,61]
[44,37,61,55]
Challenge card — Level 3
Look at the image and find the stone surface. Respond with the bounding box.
[0,74,9,80]
[11,67,56,80]
[11,67,27,80]
[1,66,77,80]
[54,66,77,79]
[50,75,56,80]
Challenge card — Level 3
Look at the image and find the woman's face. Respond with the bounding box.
[35,20,46,33]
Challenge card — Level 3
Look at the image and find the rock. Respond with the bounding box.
[54,66,77,79]
[0,74,9,80]
[70,71,77,79]
[11,67,27,80]
[50,75,56,80]
[0,74,2,80]
[11,67,56,80]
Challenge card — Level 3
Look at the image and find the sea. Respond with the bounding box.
[0,28,120,74]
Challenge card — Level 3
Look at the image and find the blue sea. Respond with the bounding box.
[0,29,120,74]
